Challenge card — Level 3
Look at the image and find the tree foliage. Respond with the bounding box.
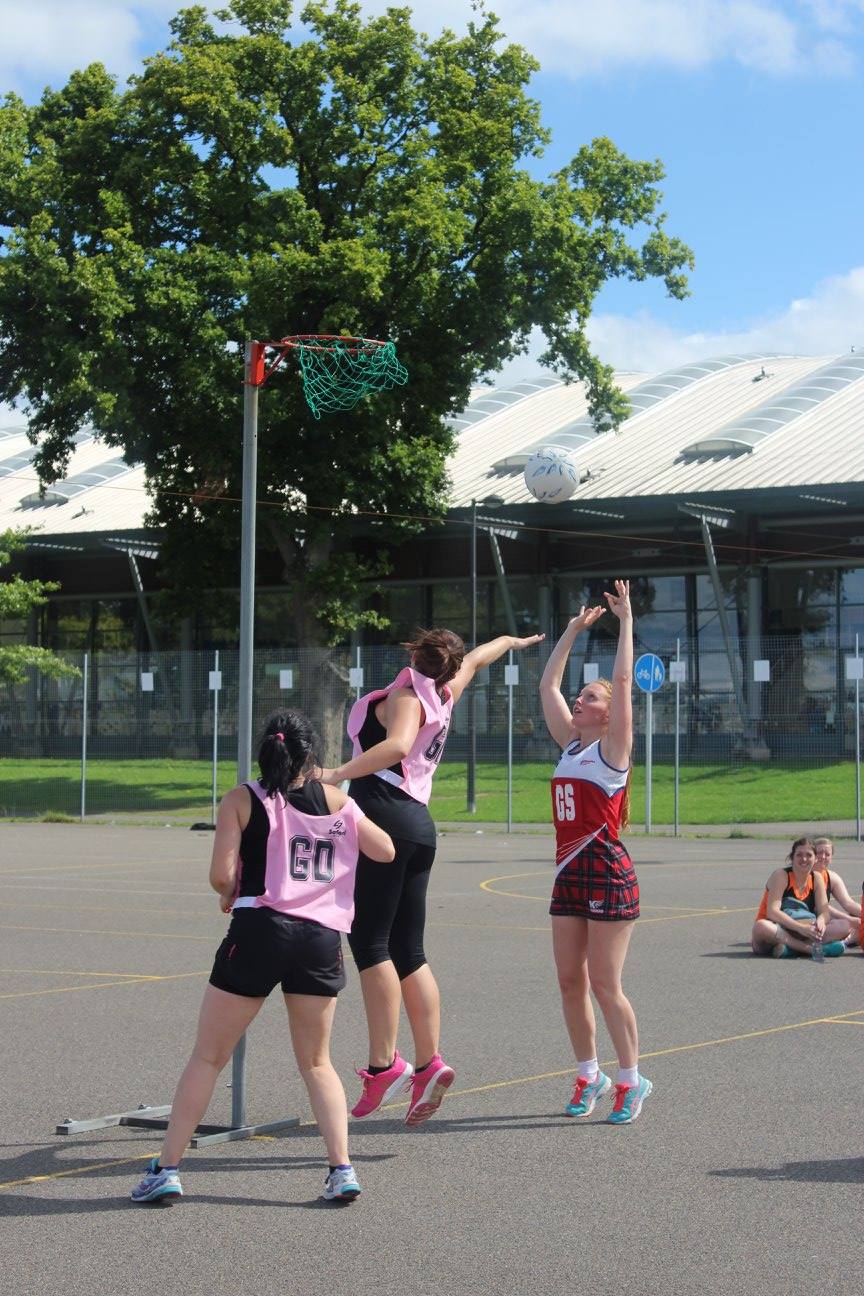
[0,0,693,644]
[0,530,80,683]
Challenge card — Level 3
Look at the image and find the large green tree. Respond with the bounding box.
[0,529,79,684]
[0,0,692,656]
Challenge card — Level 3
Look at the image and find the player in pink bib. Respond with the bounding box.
[539,580,652,1126]
[323,626,543,1124]
[130,709,394,1206]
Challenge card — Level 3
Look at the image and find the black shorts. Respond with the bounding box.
[209,907,347,999]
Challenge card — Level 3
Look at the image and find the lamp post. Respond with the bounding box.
[467,498,477,813]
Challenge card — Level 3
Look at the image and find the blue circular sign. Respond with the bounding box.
[635,653,665,693]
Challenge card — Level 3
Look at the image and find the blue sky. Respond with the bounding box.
[1,0,863,373]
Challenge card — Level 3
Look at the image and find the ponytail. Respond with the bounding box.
[257,710,320,799]
[620,767,632,832]
[402,627,465,687]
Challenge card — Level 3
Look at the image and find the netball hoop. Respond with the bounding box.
[249,333,408,417]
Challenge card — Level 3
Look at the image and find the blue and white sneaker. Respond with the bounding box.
[565,1070,612,1117]
[322,1165,362,1202]
[130,1157,183,1203]
[606,1076,653,1125]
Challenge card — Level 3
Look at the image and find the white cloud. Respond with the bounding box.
[585,265,864,370]
[369,0,861,76]
[0,0,860,92]
[0,1,193,92]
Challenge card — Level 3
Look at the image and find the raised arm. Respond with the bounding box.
[448,633,545,705]
[602,580,634,770]
[539,606,605,747]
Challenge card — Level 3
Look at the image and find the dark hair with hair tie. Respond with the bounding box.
[787,836,816,863]
[401,627,465,687]
[257,710,321,799]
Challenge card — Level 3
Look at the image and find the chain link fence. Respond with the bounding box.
[0,636,862,825]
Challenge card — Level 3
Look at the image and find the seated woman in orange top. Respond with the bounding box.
[751,837,846,958]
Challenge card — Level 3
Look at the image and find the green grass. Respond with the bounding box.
[433,761,862,824]
[0,756,861,824]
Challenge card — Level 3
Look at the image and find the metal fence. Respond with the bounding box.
[0,636,862,825]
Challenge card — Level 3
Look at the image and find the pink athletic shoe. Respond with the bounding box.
[351,1051,414,1118]
[405,1054,455,1125]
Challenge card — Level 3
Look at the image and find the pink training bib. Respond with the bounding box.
[232,784,365,932]
[347,665,452,805]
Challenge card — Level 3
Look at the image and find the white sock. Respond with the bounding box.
[577,1058,599,1082]
[617,1065,639,1088]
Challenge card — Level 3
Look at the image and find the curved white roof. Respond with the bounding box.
[448,351,864,507]
[2,351,864,545]
[0,425,148,540]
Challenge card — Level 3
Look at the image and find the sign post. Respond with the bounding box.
[634,652,665,835]
[209,651,221,828]
[504,653,519,833]
[847,639,863,842]
[669,644,686,837]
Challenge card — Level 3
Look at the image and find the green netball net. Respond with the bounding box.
[283,335,408,419]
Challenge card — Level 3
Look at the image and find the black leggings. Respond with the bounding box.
[348,838,436,979]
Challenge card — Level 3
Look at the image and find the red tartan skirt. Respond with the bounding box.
[550,831,639,921]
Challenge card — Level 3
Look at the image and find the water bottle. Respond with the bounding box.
[811,936,826,964]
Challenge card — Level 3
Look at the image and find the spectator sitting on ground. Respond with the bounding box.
[751,837,847,958]
[813,836,861,948]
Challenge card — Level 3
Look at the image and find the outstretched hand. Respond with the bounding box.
[511,633,546,650]
[568,605,605,633]
[604,579,632,621]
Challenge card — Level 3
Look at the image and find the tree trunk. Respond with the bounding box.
[268,518,352,766]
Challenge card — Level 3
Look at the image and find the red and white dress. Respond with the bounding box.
[550,738,639,921]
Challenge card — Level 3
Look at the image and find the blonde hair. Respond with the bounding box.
[812,836,833,852]
[595,677,631,831]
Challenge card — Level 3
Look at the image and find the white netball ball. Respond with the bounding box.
[523,445,581,503]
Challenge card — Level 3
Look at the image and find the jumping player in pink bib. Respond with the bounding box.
[323,626,543,1124]
[130,709,395,1206]
[539,580,652,1125]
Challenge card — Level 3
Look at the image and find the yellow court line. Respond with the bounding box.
[9,902,188,917]
[430,910,753,934]
[824,1018,864,1027]
[0,970,208,1001]
[480,860,761,897]
[0,923,217,943]
[0,883,213,900]
[472,896,753,922]
[0,968,154,978]
[382,1008,864,1104]
[0,859,199,879]
[639,907,740,917]
[0,1152,160,1191]
[640,906,753,924]
[4,1007,863,1193]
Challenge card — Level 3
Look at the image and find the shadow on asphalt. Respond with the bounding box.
[0,1139,394,1192]
[709,1158,864,1183]
[701,943,754,958]
[350,1112,605,1135]
[0,1190,366,1215]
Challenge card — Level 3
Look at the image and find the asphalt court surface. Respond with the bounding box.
[1,823,863,1296]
